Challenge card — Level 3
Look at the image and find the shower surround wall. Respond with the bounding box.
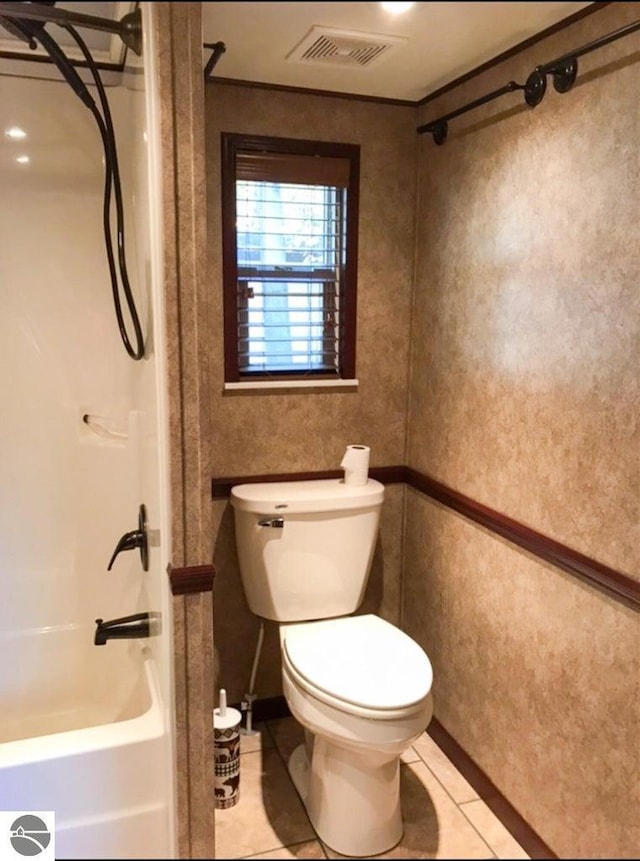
[0,13,175,856]
[405,3,639,858]
[206,84,417,704]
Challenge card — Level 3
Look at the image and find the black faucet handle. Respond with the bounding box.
[107,529,142,569]
[107,504,149,571]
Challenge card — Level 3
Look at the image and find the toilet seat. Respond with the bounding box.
[282,614,432,720]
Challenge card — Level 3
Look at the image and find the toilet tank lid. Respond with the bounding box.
[230,478,384,514]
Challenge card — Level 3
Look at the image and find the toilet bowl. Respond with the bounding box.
[280,614,433,857]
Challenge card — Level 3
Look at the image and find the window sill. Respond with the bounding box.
[223,379,359,394]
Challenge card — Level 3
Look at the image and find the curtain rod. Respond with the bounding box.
[0,2,142,55]
[417,16,640,144]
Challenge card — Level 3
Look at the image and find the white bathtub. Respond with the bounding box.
[0,631,173,859]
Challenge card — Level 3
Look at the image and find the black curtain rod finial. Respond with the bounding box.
[432,119,448,146]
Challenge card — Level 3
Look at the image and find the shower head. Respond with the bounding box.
[0,14,36,47]
[0,0,56,45]
[0,2,95,111]
[0,1,146,361]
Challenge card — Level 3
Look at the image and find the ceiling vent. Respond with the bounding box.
[286,26,407,69]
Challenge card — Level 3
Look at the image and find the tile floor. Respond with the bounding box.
[215,717,531,860]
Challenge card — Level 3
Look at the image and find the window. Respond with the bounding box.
[221,134,360,383]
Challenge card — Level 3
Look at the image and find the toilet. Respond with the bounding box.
[230,478,433,858]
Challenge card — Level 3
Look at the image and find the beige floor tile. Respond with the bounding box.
[216,749,315,859]
[240,722,274,755]
[413,732,479,804]
[321,760,494,859]
[401,744,421,764]
[245,839,327,859]
[460,800,529,860]
[267,715,307,763]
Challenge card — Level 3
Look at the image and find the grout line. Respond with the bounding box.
[221,722,320,860]
[263,718,287,766]
[414,734,481,802]
[264,717,315,811]
[240,838,327,860]
[407,738,499,859]
[456,799,525,861]
[263,719,329,858]
[239,723,274,756]
[400,751,498,858]
[456,799,531,860]
[426,720,554,858]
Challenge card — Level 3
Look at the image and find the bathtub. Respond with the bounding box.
[0,629,173,859]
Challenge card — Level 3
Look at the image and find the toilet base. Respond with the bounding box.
[288,738,403,857]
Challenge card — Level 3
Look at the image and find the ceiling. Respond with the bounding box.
[202,1,595,102]
[0,2,596,99]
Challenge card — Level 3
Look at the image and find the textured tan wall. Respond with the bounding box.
[405,4,639,857]
[155,4,214,858]
[404,492,639,858]
[205,84,417,702]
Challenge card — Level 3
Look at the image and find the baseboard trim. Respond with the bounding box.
[428,718,556,859]
[245,696,555,858]
[254,695,292,722]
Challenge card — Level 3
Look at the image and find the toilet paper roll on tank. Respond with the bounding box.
[340,444,370,486]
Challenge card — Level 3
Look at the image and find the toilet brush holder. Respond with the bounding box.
[213,689,242,809]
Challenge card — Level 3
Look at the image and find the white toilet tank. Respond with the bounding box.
[230,478,384,622]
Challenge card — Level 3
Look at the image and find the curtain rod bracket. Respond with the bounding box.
[550,57,578,94]
[204,41,226,81]
[119,9,142,57]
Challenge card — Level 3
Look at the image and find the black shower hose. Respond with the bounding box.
[32,23,145,361]
[64,24,145,361]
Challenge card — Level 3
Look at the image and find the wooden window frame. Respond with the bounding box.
[221,133,360,383]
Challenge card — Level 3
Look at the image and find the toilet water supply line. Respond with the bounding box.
[241,620,265,735]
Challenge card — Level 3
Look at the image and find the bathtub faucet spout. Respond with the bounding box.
[94,612,152,645]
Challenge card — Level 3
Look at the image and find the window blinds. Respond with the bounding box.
[235,178,344,375]
[235,150,351,187]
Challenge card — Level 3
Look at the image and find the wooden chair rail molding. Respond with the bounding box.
[212,466,639,611]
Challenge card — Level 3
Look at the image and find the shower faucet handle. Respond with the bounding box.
[107,504,149,571]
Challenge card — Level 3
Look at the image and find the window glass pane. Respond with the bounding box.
[236,180,342,374]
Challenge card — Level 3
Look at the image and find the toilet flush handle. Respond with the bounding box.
[257,517,284,528]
